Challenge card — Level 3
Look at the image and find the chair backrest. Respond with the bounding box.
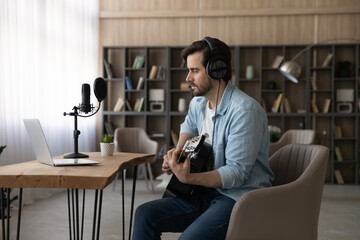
[270,143,328,187]
[114,127,158,155]
[269,129,316,157]
[225,144,329,240]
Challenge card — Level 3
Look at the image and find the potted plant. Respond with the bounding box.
[336,60,351,78]
[268,125,282,143]
[100,134,114,156]
[0,146,18,235]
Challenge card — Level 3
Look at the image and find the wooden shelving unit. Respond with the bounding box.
[102,44,360,184]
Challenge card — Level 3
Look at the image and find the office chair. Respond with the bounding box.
[113,127,158,193]
[269,129,316,157]
[226,144,329,240]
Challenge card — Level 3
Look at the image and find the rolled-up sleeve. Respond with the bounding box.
[216,109,265,189]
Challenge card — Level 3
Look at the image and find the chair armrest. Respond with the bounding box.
[269,140,286,156]
[226,180,319,240]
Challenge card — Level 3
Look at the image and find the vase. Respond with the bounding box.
[100,142,115,156]
[245,65,254,79]
[178,98,186,112]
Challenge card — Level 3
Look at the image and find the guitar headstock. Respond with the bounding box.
[182,135,203,153]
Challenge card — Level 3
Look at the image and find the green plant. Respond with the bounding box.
[102,134,113,143]
[0,145,18,219]
[268,125,282,143]
[337,60,351,70]
[336,60,352,77]
[0,146,6,155]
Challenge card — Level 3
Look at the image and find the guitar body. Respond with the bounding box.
[163,135,212,198]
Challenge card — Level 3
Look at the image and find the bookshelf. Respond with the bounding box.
[102,43,360,184]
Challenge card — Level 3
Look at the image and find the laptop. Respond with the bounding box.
[23,119,99,166]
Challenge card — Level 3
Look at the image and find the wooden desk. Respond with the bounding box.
[0,152,154,240]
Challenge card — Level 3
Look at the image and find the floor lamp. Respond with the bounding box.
[279,38,360,83]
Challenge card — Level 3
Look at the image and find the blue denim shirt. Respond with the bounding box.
[180,82,274,201]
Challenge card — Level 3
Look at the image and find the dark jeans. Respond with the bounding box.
[132,188,236,240]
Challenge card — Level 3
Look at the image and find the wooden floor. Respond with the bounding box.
[7,180,360,240]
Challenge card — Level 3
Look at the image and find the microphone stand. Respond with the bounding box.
[63,106,89,158]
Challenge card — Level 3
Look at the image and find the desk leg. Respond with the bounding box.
[0,188,5,240]
[91,190,98,240]
[81,190,85,240]
[122,170,125,240]
[0,188,18,240]
[67,189,72,240]
[95,190,103,240]
[16,188,23,240]
[128,165,138,240]
[91,190,103,240]
[75,189,80,240]
[67,189,84,240]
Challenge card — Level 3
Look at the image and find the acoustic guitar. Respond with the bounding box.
[163,135,212,198]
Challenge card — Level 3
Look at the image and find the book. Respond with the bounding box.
[334,146,343,161]
[133,55,145,69]
[133,99,140,111]
[137,97,144,112]
[261,98,267,112]
[104,121,114,135]
[125,76,133,90]
[170,130,179,146]
[180,59,186,68]
[125,99,133,111]
[156,66,166,79]
[284,97,292,113]
[151,131,165,137]
[271,93,283,113]
[113,97,124,111]
[138,56,145,68]
[271,55,284,68]
[321,53,333,67]
[103,59,113,79]
[156,144,167,159]
[334,170,344,184]
[136,76,145,90]
[334,125,342,138]
[149,65,158,79]
[322,98,331,113]
[311,73,317,90]
[311,99,319,113]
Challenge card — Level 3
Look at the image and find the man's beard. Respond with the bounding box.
[191,80,213,96]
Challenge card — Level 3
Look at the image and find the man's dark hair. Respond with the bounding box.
[181,37,232,81]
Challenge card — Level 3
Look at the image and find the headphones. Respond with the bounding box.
[203,36,231,81]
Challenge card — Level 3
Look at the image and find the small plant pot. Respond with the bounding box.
[100,142,114,156]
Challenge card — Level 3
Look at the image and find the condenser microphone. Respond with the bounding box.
[81,83,91,113]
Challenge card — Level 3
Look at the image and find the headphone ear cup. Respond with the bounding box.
[206,56,228,81]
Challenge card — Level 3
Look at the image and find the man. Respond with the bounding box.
[132,37,274,240]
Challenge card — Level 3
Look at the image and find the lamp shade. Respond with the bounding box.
[279,61,301,83]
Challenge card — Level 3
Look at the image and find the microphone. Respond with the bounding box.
[80,83,91,113]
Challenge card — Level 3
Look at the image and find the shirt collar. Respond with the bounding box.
[216,81,234,116]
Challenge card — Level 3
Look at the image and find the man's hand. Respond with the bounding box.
[166,148,191,184]
[163,147,222,188]
[162,151,173,175]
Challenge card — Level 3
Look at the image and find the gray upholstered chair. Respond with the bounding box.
[113,127,158,193]
[269,129,316,157]
[225,144,329,240]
